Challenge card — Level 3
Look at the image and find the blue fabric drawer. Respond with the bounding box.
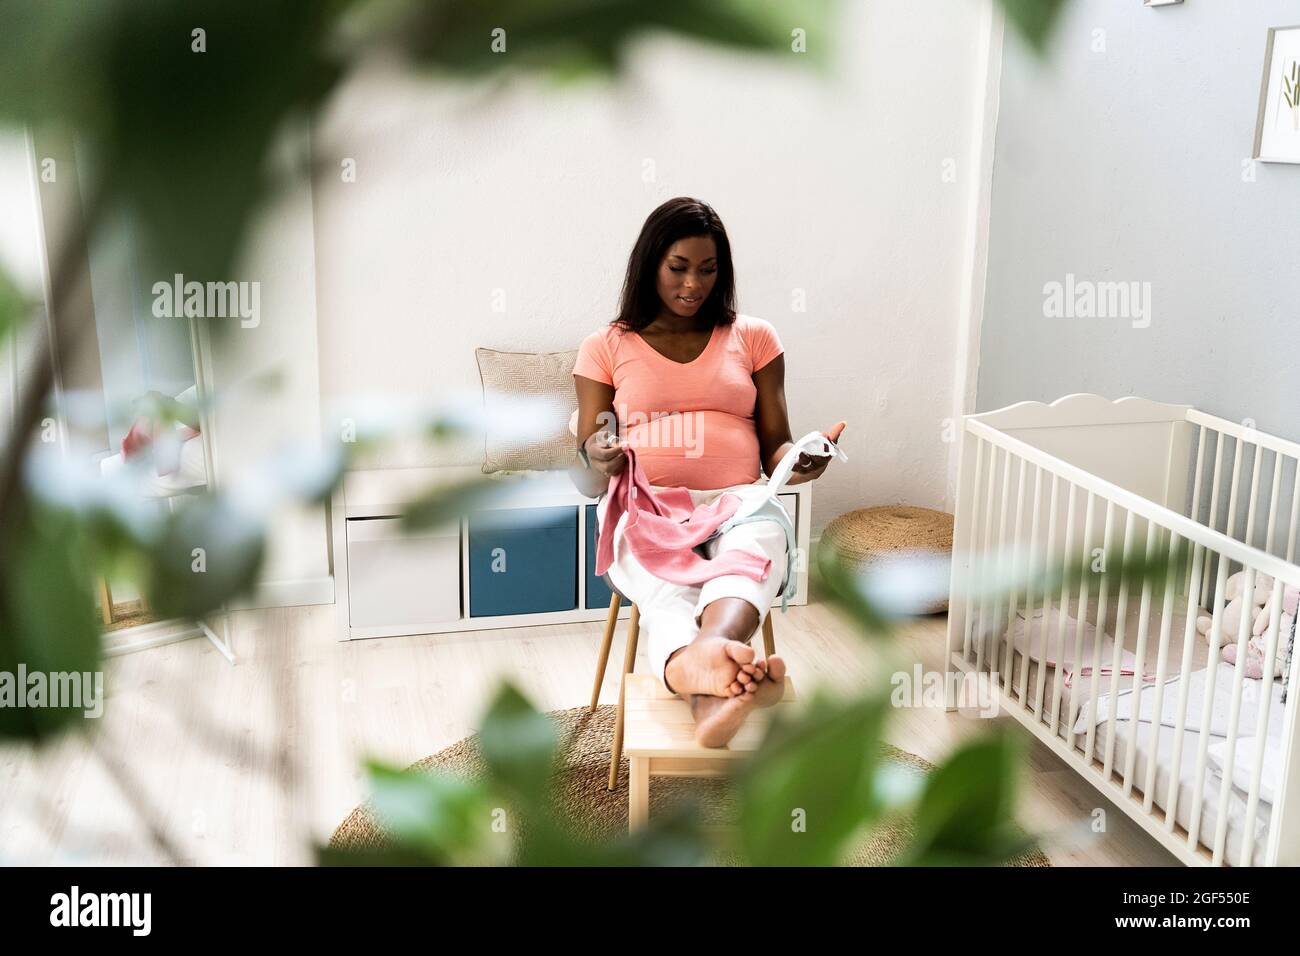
[468,506,578,617]
[585,504,615,609]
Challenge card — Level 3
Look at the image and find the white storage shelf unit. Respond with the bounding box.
[332,465,811,641]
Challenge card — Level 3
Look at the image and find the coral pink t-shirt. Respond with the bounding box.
[572,314,784,490]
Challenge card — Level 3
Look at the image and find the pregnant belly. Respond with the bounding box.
[624,410,760,490]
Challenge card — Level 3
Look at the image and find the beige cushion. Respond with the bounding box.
[475,347,578,473]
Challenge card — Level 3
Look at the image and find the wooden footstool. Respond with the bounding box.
[621,672,799,831]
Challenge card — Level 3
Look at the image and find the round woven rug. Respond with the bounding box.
[330,705,1049,867]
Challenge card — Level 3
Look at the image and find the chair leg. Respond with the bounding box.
[97,578,115,627]
[607,604,640,791]
[628,756,649,831]
[589,593,621,713]
[762,612,776,659]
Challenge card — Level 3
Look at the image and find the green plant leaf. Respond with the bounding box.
[0,265,30,346]
[996,0,1069,54]
[386,0,831,78]
[400,476,508,532]
[357,759,510,865]
[0,1,344,283]
[899,731,1038,866]
[0,502,102,741]
[735,691,890,866]
[812,544,895,637]
[590,801,712,867]
[143,494,266,620]
[476,683,558,810]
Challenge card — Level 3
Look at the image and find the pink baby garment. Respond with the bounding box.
[593,444,771,588]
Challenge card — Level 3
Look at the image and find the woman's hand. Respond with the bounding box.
[584,429,628,478]
[787,421,846,484]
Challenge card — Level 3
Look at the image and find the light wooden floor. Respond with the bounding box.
[0,589,1179,866]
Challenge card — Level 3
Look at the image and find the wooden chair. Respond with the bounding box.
[588,588,776,791]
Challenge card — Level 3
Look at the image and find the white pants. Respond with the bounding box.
[599,482,790,687]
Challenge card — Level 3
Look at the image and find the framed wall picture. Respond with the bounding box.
[1253,25,1300,164]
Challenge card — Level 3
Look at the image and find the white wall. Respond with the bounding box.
[211,128,333,608]
[312,0,994,535]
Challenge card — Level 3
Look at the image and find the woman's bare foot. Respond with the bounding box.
[664,636,757,697]
[748,655,787,707]
[691,692,756,747]
[690,657,788,747]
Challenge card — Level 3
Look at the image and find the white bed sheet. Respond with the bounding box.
[1071,664,1286,740]
[1079,715,1272,865]
[1064,665,1284,866]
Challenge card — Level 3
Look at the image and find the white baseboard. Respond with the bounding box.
[103,618,204,657]
[228,576,336,610]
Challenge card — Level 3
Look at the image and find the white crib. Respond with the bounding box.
[946,394,1300,866]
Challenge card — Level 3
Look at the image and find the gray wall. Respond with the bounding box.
[977,0,1300,442]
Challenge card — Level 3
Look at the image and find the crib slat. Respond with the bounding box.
[1121,522,1159,796]
[1018,465,1045,705]
[1206,434,1248,615]
[975,445,1001,675]
[1140,532,1180,812]
[1165,542,1205,831]
[1032,475,1061,723]
[1003,457,1029,685]
[1211,567,1259,865]
[1238,582,1286,866]
[1064,492,1096,742]
[1201,432,1227,602]
[1287,459,1300,564]
[991,445,1015,683]
[1188,424,1208,520]
[1047,484,1078,736]
[1102,510,1137,780]
[1185,426,1208,593]
[962,438,986,663]
[1265,450,1283,556]
[1223,434,1246,548]
[1187,557,1232,851]
[1243,439,1264,549]
[1084,500,1116,762]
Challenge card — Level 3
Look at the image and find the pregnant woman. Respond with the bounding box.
[571,196,845,747]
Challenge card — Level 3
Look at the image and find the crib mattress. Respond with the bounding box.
[1005,654,1279,866]
[1079,709,1274,866]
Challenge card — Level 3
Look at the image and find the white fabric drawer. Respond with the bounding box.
[346,517,461,628]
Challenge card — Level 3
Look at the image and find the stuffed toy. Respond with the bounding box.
[1225,569,1274,605]
[1197,571,1274,646]
[1199,573,1299,679]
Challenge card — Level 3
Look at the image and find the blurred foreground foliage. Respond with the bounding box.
[0,0,1071,864]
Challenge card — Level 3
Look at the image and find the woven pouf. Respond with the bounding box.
[821,505,954,614]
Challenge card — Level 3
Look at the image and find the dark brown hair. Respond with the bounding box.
[612,197,737,333]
